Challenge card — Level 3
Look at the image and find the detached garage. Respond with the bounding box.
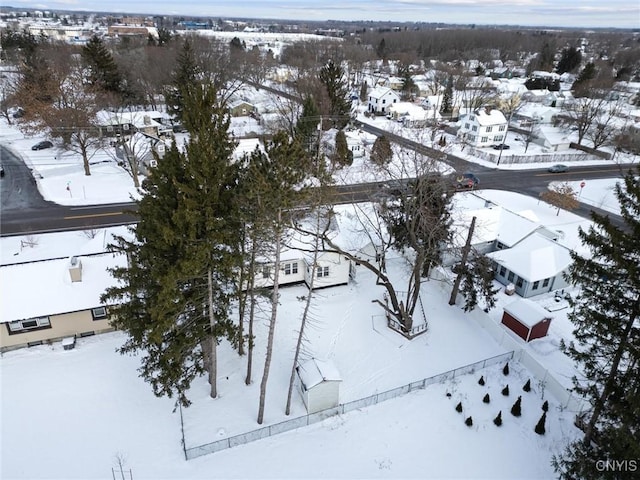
[297,358,342,414]
[501,298,552,342]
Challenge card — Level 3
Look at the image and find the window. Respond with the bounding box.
[472,125,478,132]
[262,266,270,279]
[532,281,539,290]
[542,278,550,287]
[507,271,515,282]
[516,277,523,288]
[382,99,386,104]
[486,126,493,132]
[499,266,506,277]
[283,262,298,275]
[92,307,107,320]
[317,266,330,278]
[464,122,470,129]
[494,135,503,142]
[499,125,506,131]
[481,136,488,143]
[469,115,475,121]
[7,316,51,334]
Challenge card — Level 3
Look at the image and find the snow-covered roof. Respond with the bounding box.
[369,87,398,100]
[472,108,507,126]
[487,233,573,282]
[503,298,552,328]
[0,253,126,322]
[297,358,342,389]
[388,102,429,121]
[536,125,571,146]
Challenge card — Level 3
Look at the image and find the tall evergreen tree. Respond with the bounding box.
[440,76,453,116]
[554,168,640,479]
[319,59,351,129]
[102,82,240,405]
[370,135,393,166]
[81,36,123,96]
[333,130,353,167]
[556,46,582,75]
[295,95,321,154]
[165,38,201,125]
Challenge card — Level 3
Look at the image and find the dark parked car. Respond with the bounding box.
[492,144,510,150]
[454,172,479,189]
[32,140,53,151]
[548,164,569,173]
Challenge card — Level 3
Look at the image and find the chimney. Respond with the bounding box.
[484,105,493,115]
[143,115,151,125]
[68,256,82,282]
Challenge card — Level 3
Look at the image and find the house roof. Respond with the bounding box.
[369,87,398,100]
[503,298,552,328]
[0,253,126,322]
[297,358,342,389]
[487,232,573,282]
[388,102,429,120]
[472,108,507,126]
[535,125,571,145]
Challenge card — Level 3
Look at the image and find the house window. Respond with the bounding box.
[382,99,386,104]
[464,123,470,129]
[472,126,478,132]
[499,125,506,131]
[499,266,506,277]
[486,126,493,132]
[7,316,51,334]
[92,307,108,320]
[516,277,524,288]
[532,281,539,290]
[469,115,475,121]
[262,266,271,279]
[507,271,515,282]
[283,262,298,275]
[317,266,330,278]
[542,278,550,287]
[481,136,488,143]
[494,135,503,142]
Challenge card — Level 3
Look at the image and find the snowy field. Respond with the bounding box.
[1,256,581,480]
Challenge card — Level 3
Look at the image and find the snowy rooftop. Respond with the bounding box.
[487,232,573,282]
[503,298,552,328]
[297,358,342,389]
[0,253,126,322]
[472,108,507,126]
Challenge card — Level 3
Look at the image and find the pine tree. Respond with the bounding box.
[81,36,123,96]
[554,168,640,479]
[493,411,503,426]
[501,385,510,396]
[370,135,393,166]
[439,76,453,115]
[295,95,321,154]
[359,82,368,102]
[556,46,582,75]
[503,362,510,376]
[333,130,353,167]
[535,411,547,435]
[456,402,463,413]
[511,396,522,417]
[319,59,350,129]
[478,375,485,386]
[483,393,490,404]
[101,82,241,406]
[523,379,531,392]
[542,400,549,412]
[166,38,201,125]
[465,416,473,427]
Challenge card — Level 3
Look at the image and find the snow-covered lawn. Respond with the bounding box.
[1,256,582,479]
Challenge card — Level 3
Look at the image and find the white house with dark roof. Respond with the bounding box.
[367,87,400,115]
[457,107,508,148]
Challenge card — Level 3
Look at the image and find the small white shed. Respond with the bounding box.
[297,358,342,414]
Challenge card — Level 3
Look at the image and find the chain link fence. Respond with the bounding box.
[184,350,514,460]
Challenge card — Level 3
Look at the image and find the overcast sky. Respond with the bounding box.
[11,1,640,29]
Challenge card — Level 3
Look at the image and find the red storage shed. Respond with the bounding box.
[501,299,552,342]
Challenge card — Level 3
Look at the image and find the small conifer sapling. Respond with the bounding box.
[493,411,503,426]
[456,402,463,413]
[523,379,531,392]
[483,393,490,403]
[465,416,473,427]
[542,400,549,412]
[501,385,510,396]
[478,375,485,386]
[511,395,522,417]
[534,411,547,435]
[503,362,510,376]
